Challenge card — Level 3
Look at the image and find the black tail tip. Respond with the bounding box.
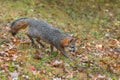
[11,32,16,36]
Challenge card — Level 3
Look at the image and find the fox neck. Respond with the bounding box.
[60,37,72,48]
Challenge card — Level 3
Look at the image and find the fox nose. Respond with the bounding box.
[72,49,75,52]
[71,48,76,53]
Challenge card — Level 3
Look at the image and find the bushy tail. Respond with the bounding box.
[10,18,29,36]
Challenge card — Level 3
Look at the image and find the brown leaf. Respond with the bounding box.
[20,40,31,45]
[96,44,104,51]
[33,50,45,60]
[7,48,17,56]
[12,37,21,46]
[52,60,63,67]
[66,72,73,79]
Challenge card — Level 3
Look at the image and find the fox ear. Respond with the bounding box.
[70,34,78,42]
[61,37,72,47]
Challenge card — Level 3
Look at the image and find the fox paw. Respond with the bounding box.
[30,44,36,48]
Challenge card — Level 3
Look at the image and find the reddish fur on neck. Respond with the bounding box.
[61,37,71,47]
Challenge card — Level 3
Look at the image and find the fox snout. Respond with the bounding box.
[70,47,76,52]
[67,45,76,53]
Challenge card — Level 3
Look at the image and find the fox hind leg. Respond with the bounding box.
[50,45,54,53]
[36,39,45,48]
[27,34,35,47]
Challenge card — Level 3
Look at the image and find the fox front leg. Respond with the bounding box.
[50,45,54,53]
[36,39,45,48]
[27,34,35,47]
[59,47,72,61]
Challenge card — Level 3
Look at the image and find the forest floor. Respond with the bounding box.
[0,0,120,80]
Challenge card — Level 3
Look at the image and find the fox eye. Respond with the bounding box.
[70,39,73,43]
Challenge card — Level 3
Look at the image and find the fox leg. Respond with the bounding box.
[27,34,35,47]
[58,47,72,61]
[36,39,44,48]
[50,45,54,53]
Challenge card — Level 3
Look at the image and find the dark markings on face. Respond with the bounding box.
[68,39,76,53]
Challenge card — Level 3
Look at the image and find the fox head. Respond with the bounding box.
[10,21,28,36]
[61,37,78,53]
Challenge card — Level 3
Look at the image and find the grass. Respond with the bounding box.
[0,0,120,80]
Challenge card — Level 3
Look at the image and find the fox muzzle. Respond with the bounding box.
[70,47,76,53]
[71,48,76,52]
[67,46,76,53]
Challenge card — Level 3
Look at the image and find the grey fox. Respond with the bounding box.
[10,18,77,60]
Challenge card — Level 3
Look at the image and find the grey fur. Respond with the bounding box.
[10,18,75,60]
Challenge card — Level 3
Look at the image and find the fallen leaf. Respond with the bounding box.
[52,60,63,67]
[7,48,17,56]
[10,71,19,80]
[66,72,73,78]
[53,77,62,80]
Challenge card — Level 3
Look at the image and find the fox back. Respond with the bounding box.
[29,20,71,47]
